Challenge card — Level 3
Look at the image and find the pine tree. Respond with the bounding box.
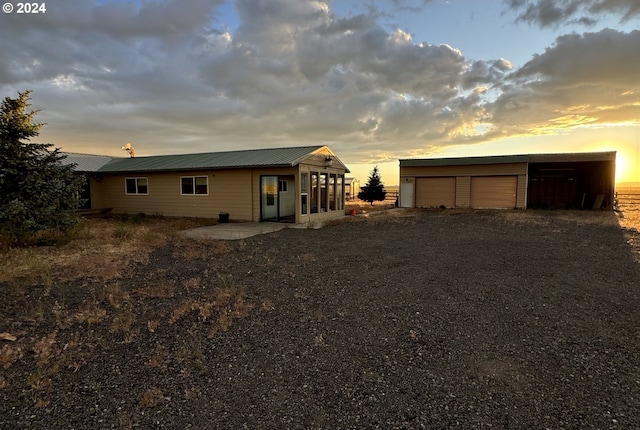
[0,90,84,246]
[357,165,387,205]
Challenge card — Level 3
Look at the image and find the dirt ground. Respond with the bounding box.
[1,209,639,429]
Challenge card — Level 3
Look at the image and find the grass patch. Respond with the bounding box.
[0,344,24,369]
[0,216,216,284]
[135,281,176,299]
[175,340,204,371]
[499,209,620,227]
[138,387,165,409]
[168,285,253,338]
[110,304,136,333]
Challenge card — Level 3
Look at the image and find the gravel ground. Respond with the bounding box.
[1,209,639,429]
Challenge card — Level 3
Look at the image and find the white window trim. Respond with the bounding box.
[180,175,209,196]
[125,177,149,195]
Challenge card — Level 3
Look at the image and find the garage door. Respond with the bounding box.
[470,176,517,208]
[415,177,456,208]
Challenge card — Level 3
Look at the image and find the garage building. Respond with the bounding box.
[399,151,616,210]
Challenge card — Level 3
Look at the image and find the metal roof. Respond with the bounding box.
[98,145,327,173]
[400,154,528,167]
[527,151,616,163]
[400,151,615,167]
[60,153,116,172]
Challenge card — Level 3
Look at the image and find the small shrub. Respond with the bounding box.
[169,300,213,324]
[74,302,107,326]
[113,224,134,240]
[138,387,164,409]
[183,277,201,292]
[102,283,131,309]
[110,305,135,333]
[0,344,24,369]
[175,341,204,370]
[27,368,52,391]
[33,331,58,366]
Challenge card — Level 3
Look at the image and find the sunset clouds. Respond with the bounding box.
[0,0,638,174]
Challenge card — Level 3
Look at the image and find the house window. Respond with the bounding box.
[279,180,288,192]
[337,175,344,210]
[320,173,328,212]
[181,176,208,195]
[125,177,148,195]
[310,172,318,214]
[301,173,309,215]
[329,174,336,211]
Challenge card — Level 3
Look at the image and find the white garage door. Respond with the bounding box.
[415,177,456,208]
[470,176,517,208]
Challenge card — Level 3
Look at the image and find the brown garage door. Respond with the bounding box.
[415,177,456,208]
[470,176,517,208]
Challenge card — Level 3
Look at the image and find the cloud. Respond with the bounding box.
[505,0,640,27]
[487,29,640,137]
[0,0,637,169]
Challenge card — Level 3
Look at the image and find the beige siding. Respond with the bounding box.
[95,170,253,220]
[400,163,527,178]
[415,177,456,207]
[299,147,349,172]
[213,170,254,221]
[455,176,471,208]
[470,176,517,208]
[92,162,348,223]
[517,175,527,209]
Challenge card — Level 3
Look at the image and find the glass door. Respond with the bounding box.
[261,176,279,221]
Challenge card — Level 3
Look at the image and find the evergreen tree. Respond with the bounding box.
[0,90,84,246]
[357,165,387,205]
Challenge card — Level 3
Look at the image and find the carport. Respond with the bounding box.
[527,152,616,209]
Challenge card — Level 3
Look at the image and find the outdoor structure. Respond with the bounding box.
[399,151,616,210]
[345,177,360,200]
[65,145,350,224]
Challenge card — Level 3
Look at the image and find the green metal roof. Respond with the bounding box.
[399,151,615,167]
[98,145,326,173]
[400,154,528,167]
[61,153,118,172]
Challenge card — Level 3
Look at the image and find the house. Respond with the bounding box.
[62,153,115,209]
[65,145,350,224]
[399,151,616,210]
[345,177,360,200]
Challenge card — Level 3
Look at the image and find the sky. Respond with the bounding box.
[1,0,639,185]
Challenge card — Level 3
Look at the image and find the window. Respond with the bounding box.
[181,176,208,195]
[301,173,309,215]
[337,175,344,210]
[329,174,336,211]
[310,172,318,213]
[320,173,328,212]
[125,177,148,195]
[279,180,288,192]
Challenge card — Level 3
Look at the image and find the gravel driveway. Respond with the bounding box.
[2,209,639,429]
